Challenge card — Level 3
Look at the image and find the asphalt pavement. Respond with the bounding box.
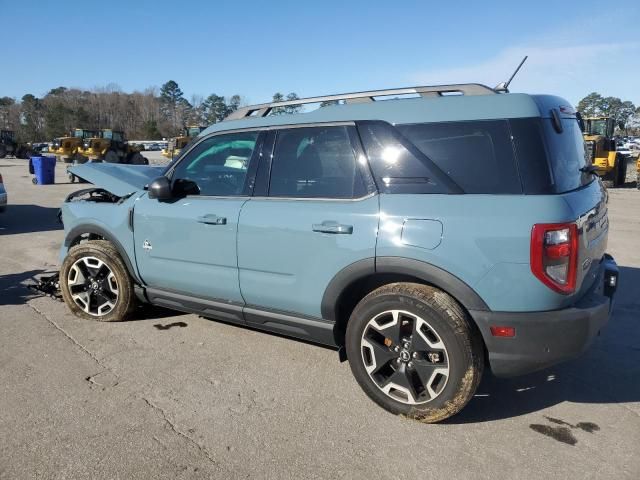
[0,157,638,479]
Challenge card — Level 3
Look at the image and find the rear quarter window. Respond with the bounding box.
[396,120,522,194]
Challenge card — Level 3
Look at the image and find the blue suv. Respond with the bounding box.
[59,84,618,422]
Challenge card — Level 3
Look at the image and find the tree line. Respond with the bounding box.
[0,80,302,143]
[3,84,639,143]
[577,92,640,134]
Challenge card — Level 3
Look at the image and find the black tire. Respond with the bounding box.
[32,178,37,184]
[615,155,627,187]
[60,240,136,322]
[68,172,76,183]
[345,282,484,423]
[0,146,6,159]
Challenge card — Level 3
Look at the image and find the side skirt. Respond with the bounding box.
[144,287,337,346]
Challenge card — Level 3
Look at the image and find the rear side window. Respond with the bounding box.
[397,120,521,194]
[510,117,591,194]
[269,126,367,198]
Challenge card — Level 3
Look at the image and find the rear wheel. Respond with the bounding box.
[345,283,484,423]
[615,155,627,187]
[60,240,136,322]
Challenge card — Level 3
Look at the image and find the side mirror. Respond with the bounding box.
[147,176,172,200]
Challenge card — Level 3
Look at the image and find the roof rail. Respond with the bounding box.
[224,83,497,121]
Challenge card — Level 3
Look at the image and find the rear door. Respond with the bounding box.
[237,124,379,335]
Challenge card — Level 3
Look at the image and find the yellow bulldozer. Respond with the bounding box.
[582,116,626,187]
[161,125,207,159]
[76,129,148,164]
[50,128,99,162]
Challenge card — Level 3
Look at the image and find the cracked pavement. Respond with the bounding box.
[1,158,639,479]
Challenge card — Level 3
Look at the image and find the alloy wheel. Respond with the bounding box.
[67,256,119,317]
[360,309,449,404]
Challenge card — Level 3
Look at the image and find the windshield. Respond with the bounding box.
[587,119,607,136]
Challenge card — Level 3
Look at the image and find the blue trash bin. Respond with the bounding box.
[31,156,56,185]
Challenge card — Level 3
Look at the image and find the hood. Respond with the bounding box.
[68,162,166,197]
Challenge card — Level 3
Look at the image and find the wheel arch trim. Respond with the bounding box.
[321,256,490,322]
[64,224,142,284]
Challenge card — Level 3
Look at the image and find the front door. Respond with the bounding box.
[134,130,262,306]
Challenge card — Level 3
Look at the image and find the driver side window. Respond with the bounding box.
[171,131,259,196]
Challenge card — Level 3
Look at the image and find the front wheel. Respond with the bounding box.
[345,283,484,423]
[60,240,136,322]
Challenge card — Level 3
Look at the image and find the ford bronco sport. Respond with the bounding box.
[58,84,618,422]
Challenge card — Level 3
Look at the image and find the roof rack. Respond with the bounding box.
[224,83,496,121]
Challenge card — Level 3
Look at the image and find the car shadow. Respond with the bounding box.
[0,204,62,235]
[447,265,640,423]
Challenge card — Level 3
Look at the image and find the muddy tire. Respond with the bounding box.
[345,282,484,423]
[60,240,136,322]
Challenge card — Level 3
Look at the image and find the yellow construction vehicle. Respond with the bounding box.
[50,129,99,162]
[161,125,207,159]
[76,129,148,164]
[583,116,626,187]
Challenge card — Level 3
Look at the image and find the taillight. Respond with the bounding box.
[530,222,578,294]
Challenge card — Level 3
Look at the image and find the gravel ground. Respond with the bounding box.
[0,158,639,479]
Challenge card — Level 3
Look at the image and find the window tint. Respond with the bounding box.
[509,118,555,194]
[171,132,259,196]
[357,121,454,194]
[397,120,521,194]
[269,126,366,198]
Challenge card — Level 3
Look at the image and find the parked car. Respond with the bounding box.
[58,84,618,422]
[0,172,7,213]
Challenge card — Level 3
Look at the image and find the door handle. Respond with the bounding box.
[312,221,353,234]
[197,214,227,225]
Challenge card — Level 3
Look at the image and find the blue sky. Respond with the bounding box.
[1,0,639,106]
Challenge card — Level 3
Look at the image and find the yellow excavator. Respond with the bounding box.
[50,129,99,162]
[161,125,207,159]
[582,116,626,187]
[76,129,147,164]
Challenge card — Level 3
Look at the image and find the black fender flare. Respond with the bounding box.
[321,256,489,322]
[64,224,142,284]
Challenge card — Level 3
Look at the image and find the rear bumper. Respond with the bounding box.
[470,255,618,377]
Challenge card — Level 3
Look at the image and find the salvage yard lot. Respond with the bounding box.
[0,158,639,479]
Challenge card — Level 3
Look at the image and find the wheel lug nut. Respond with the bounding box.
[396,358,401,364]
[412,352,418,359]
[394,346,400,353]
[407,362,414,369]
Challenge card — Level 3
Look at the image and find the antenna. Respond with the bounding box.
[494,56,528,93]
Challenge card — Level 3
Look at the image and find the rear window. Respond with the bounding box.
[397,120,521,194]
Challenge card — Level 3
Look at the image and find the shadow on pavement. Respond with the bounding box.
[449,265,640,423]
[0,204,62,235]
[0,269,47,306]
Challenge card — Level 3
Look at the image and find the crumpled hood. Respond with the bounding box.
[68,162,166,197]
